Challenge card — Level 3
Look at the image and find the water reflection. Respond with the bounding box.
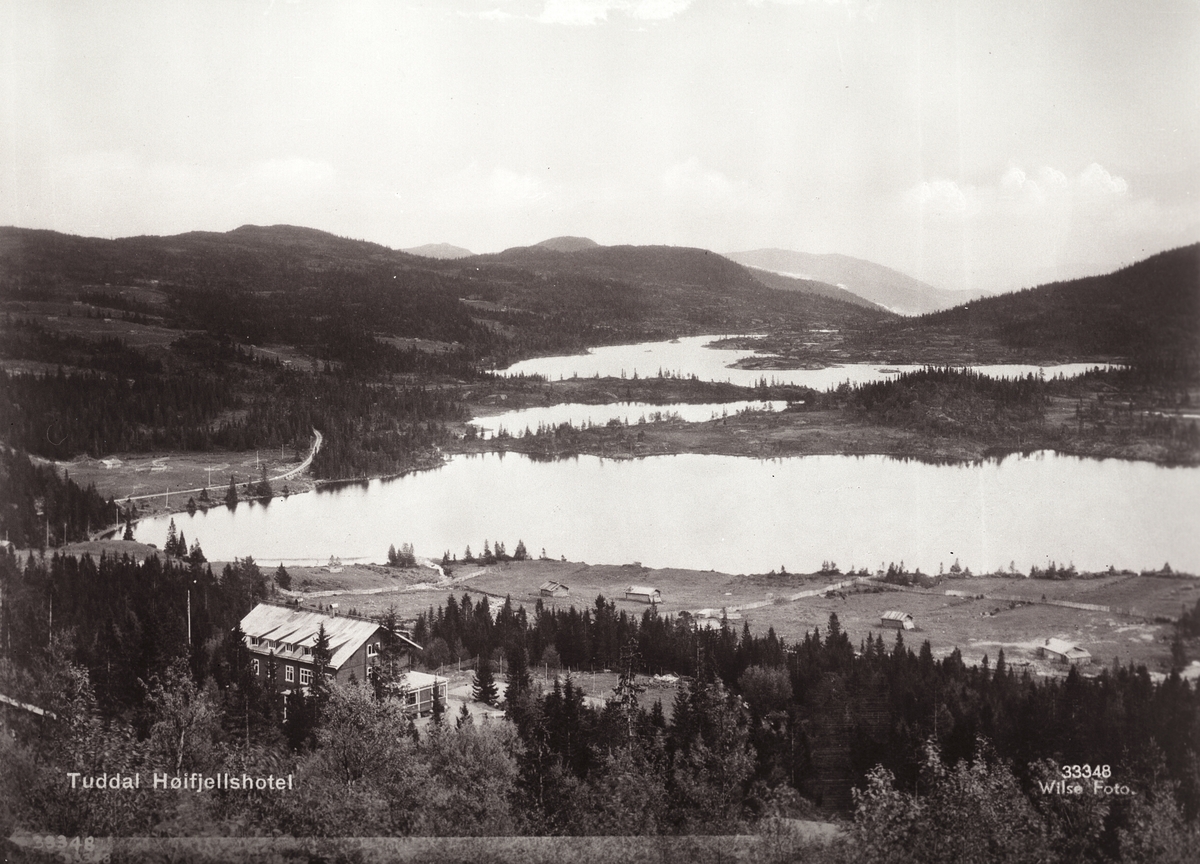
[471,400,787,439]
[134,451,1199,575]
[497,335,1118,389]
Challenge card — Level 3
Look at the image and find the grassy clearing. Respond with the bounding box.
[273,559,1194,678]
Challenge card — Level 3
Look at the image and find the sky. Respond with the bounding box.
[2,0,1198,293]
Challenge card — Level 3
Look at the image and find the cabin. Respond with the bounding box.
[239,602,422,692]
[539,580,569,598]
[879,610,915,630]
[1038,637,1091,665]
[625,585,662,604]
[395,671,449,716]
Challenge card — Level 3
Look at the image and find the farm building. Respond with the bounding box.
[1039,638,1091,665]
[879,610,915,630]
[239,602,422,692]
[539,580,569,598]
[625,585,662,604]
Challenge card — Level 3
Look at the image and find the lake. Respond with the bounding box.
[134,451,1200,575]
[496,335,1118,389]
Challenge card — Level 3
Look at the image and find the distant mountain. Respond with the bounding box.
[402,243,474,259]
[725,249,960,315]
[738,266,887,312]
[908,244,1200,367]
[531,236,600,253]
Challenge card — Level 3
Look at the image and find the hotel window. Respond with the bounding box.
[251,659,260,675]
[299,668,313,686]
[367,642,379,657]
[285,665,295,683]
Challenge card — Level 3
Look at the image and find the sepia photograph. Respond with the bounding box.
[1,1,1198,861]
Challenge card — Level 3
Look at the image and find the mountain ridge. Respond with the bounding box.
[726,248,961,315]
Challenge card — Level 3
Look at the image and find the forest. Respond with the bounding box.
[863,243,1200,376]
[0,548,1196,860]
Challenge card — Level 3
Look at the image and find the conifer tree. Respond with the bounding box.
[255,464,272,500]
[456,701,473,728]
[225,476,238,508]
[311,624,332,711]
[473,655,499,706]
[431,683,446,726]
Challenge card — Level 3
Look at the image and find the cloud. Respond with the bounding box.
[661,158,750,207]
[532,0,691,25]
[746,0,880,20]
[908,178,976,219]
[433,163,554,212]
[899,162,1196,291]
[1078,162,1129,199]
[908,162,1134,224]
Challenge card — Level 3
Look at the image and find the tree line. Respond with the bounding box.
[0,550,1196,857]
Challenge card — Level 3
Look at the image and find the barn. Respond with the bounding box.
[879,610,915,630]
[1039,637,1091,665]
[625,585,662,604]
[539,580,569,598]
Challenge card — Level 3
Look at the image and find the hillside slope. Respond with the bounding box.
[885,244,1200,370]
[726,248,959,315]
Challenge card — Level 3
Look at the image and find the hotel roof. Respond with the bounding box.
[240,603,420,670]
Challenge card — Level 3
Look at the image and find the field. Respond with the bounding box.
[48,447,319,528]
[255,556,1199,679]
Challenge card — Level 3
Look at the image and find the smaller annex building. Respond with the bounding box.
[879,611,915,630]
[239,602,422,692]
[1039,638,1091,665]
[539,580,569,598]
[400,671,449,716]
[625,585,662,604]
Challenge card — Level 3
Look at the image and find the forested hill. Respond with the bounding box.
[464,242,895,333]
[1,226,893,355]
[872,244,1200,373]
[0,224,427,288]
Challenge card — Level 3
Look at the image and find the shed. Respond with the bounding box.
[1039,638,1091,665]
[539,580,569,598]
[625,585,662,604]
[880,610,915,630]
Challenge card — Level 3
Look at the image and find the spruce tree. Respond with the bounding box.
[472,656,499,706]
[311,623,332,711]
[225,476,239,508]
[431,683,446,726]
[456,701,473,728]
